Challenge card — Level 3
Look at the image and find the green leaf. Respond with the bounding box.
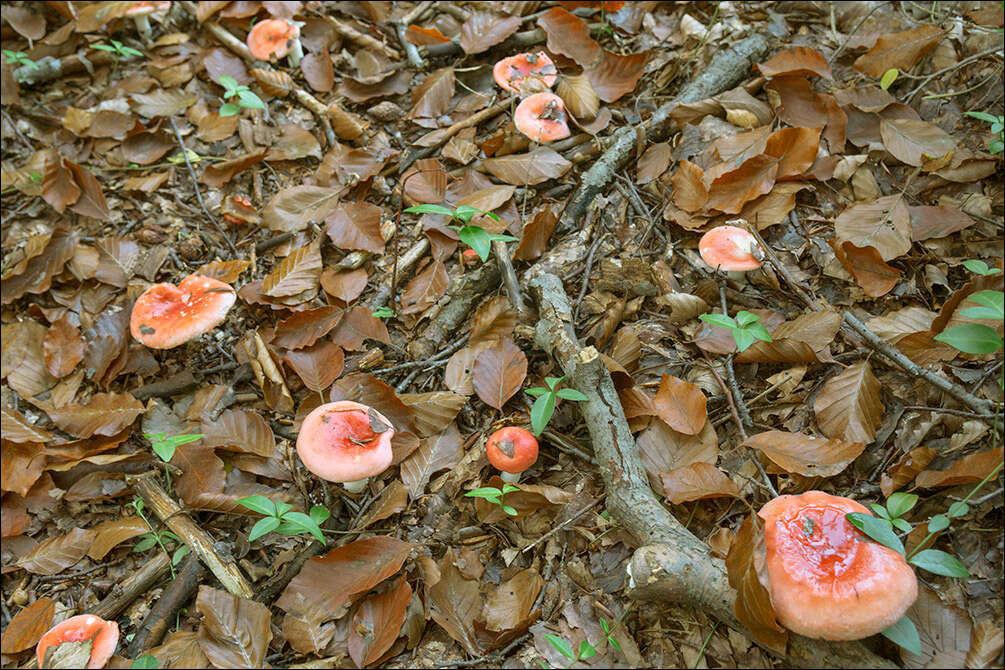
[453,205,483,222]
[966,290,1004,311]
[747,321,773,343]
[965,111,1000,124]
[880,68,899,90]
[237,495,278,516]
[276,512,325,542]
[882,616,921,656]
[578,640,597,660]
[556,388,588,401]
[489,233,519,243]
[947,501,969,518]
[172,545,190,565]
[219,102,241,117]
[959,305,1004,320]
[217,75,239,91]
[91,44,116,52]
[372,306,395,318]
[699,313,737,329]
[530,392,556,436]
[502,505,518,516]
[909,549,969,577]
[933,323,1003,354]
[886,492,918,518]
[869,503,891,519]
[927,514,950,532]
[892,518,913,532]
[545,376,565,389]
[458,225,491,262]
[405,204,455,216]
[545,634,576,660]
[464,487,505,499]
[248,516,281,542]
[608,636,622,651]
[501,484,521,494]
[309,505,331,525]
[525,387,548,397]
[131,654,159,669]
[121,46,144,57]
[962,259,1000,276]
[733,327,756,353]
[133,536,157,553]
[735,310,760,326]
[846,512,905,555]
[238,90,266,109]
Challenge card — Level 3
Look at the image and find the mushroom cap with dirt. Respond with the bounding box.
[36,614,119,669]
[493,52,558,95]
[513,92,571,143]
[130,274,236,350]
[485,426,539,483]
[247,18,300,61]
[296,400,395,493]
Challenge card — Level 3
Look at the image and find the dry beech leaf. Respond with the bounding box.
[705,154,779,215]
[537,7,601,67]
[399,392,467,437]
[197,260,251,283]
[444,346,478,396]
[475,476,575,523]
[482,147,572,186]
[881,446,937,497]
[473,339,528,411]
[43,316,84,379]
[902,584,971,668]
[2,441,47,497]
[86,517,149,560]
[402,158,447,204]
[284,341,344,392]
[399,260,449,316]
[725,514,787,653]
[400,423,463,499]
[1,406,53,443]
[834,194,912,261]
[325,202,384,253]
[966,620,1004,669]
[764,126,821,178]
[47,392,145,438]
[330,373,416,435]
[329,306,390,350]
[741,430,865,477]
[660,462,739,504]
[301,50,334,92]
[201,149,267,189]
[148,631,210,669]
[262,241,322,298]
[262,185,343,233]
[556,74,599,120]
[830,239,901,298]
[196,586,273,669]
[459,12,521,55]
[853,25,943,77]
[470,295,518,347]
[484,569,543,633]
[671,160,709,213]
[17,527,96,575]
[200,409,276,458]
[273,306,344,350]
[355,480,408,530]
[880,118,955,168]
[915,448,1004,488]
[652,375,707,435]
[428,548,483,656]
[757,46,833,79]
[636,419,718,495]
[636,142,671,184]
[320,267,369,303]
[512,206,557,261]
[813,361,883,443]
[586,50,649,103]
[907,205,976,241]
[0,597,55,653]
[348,577,412,668]
[251,68,294,97]
[408,67,454,120]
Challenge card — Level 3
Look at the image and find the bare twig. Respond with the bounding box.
[521,498,603,553]
[494,240,526,315]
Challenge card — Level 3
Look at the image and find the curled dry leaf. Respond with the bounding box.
[17,527,96,575]
[348,577,412,668]
[0,597,54,654]
[399,391,467,437]
[200,409,276,458]
[273,306,344,350]
[852,24,943,77]
[470,295,518,347]
[741,430,865,477]
[400,423,463,499]
[881,446,937,497]
[556,74,599,120]
[652,375,707,435]
[262,241,322,298]
[47,392,145,438]
[86,517,149,560]
[251,68,294,97]
[44,316,84,378]
[813,361,883,443]
[196,586,273,669]
[725,514,788,653]
[262,185,344,233]
[915,448,1004,489]
[399,260,449,316]
[512,206,557,261]
[830,239,902,298]
[757,46,833,79]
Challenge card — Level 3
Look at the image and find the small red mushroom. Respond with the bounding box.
[247,18,303,68]
[35,614,119,669]
[698,224,762,277]
[493,52,558,95]
[124,1,170,41]
[759,490,918,641]
[485,426,538,483]
[514,92,571,143]
[460,248,481,269]
[130,274,236,349]
[297,400,395,493]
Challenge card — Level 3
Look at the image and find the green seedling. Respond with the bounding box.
[699,310,772,353]
[127,497,188,578]
[846,461,1004,654]
[543,634,597,667]
[131,654,158,668]
[880,68,898,90]
[403,204,518,262]
[525,375,588,436]
[217,75,266,117]
[3,49,37,69]
[145,432,203,463]
[237,495,330,543]
[964,111,1004,155]
[91,40,142,78]
[933,261,1004,356]
[464,483,520,516]
[372,306,396,319]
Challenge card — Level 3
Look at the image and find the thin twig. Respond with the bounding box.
[522,498,604,554]
[573,232,607,320]
[743,220,817,311]
[905,45,1003,101]
[829,2,886,63]
[494,239,526,315]
[901,405,995,419]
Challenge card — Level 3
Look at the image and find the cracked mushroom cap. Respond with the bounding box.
[36,614,119,669]
[296,400,395,483]
[698,225,762,272]
[759,490,918,641]
[130,274,236,349]
[247,18,300,61]
[514,92,571,143]
[493,52,558,95]
[485,426,539,474]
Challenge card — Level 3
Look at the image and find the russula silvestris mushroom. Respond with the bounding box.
[247,18,303,68]
[485,426,538,483]
[514,92,571,143]
[36,614,119,669]
[698,224,762,280]
[124,1,170,41]
[297,400,395,493]
[130,274,236,350]
[759,490,918,641]
[493,52,558,95]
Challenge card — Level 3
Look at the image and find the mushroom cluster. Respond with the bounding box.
[493,51,570,144]
[296,401,395,493]
[759,491,918,641]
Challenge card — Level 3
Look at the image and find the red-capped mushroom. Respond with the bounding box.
[124,1,170,40]
[297,400,395,493]
[461,248,481,269]
[130,274,236,349]
[493,52,558,95]
[36,614,119,669]
[485,426,538,483]
[514,92,571,143]
[698,224,762,278]
[247,18,303,68]
[759,490,918,641]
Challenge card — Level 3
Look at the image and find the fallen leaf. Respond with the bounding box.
[741,430,865,477]
[473,339,528,410]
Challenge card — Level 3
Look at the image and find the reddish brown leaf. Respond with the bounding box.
[765,76,829,129]
[470,296,518,347]
[428,548,484,655]
[485,569,543,633]
[400,423,463,499]
[200,149,267,188]
[330,373,416,435]
[273,306,344,350]
[399,392,467,438]
[86,517,148,560]
[636,142,671,185]
[538,7,601,66]
[473,339,528,410]
[764,126,821,178]
[482,147,572,186]
[880,118,955,168]
[915,448,1004,488]
[301,50,334,92]
[853,25,943,77]
[196,586,273,669]
[42,153,80,213]
[1,228,78,304]
[399,260,449,316]
[262,185,344,233]
[512,206,557,261]
[741,430,865,477]
[43,316,85,378]
[406,24,452,45]
[121,130,176,165]
[881,446,937,497]
[830,239,901,298]
[329,306,390,350]
[251,68,294,97]
[661,462,739,504]
[725,514,788,653]
[813,361,883,443]
[266,125,322,162]
[321,267,369,303]
[459,12,521,54]
[17,527,95,575]
[197,260,251,283]
[325,202,385,253]
[555,74,599,120]
[671,160,708,213]
[47,392,145,438]
[284,341,344,393]
[407,67,454,120]
[834,194,911,261]
[705,154,779,215]
[173,442,226,507]
[652,375,707,435]
[1,440,46,497]
[757,46,833,79]
[262,240,322,298]
[907,205,976,241]
[402,158,448,204]
[0,597,55,653]
[1,407,52,444]
[201,409,276,458]
[349,577,412,667]
[586,50,649,103]
[1,493,29,538]
[636,419,718,495]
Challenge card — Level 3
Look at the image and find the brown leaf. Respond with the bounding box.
[121,130,176,165]
[880,118,955,168]
[399,392,467,438]
[636,142,671,185]
[201,409,276,457]
[705,154,779,215]
[399,260,449,316]
[325,202,384,253]
[661,462,739,504]
[456,185,515,215]
[652,375,707,435]
[196,586,273,669]
[148,631,210,670]
[965,620,1004,669]
[766,76,830,129]
[262,185,343,233]
[251,68,294,97]
[636,419,718,495]
[3,5,45,40]
[262,240,322,298]
[764,126,821,178]
[907,205,976,241]
[348,577,412,667]
[1,440,46,497]
[86,517,149,560]
[725,514,787,653]
[742,430,865,477]
[174,442,226,506]
[915,448,1004,488]
[428,548,485,655]
[485,569,543,632]
[273,306,344,350]
[47,392,144,438]
[881,446,937,497]
[757,46,833,79]
[586,50,649,103]
[406,24,452,45]
[830,239,901,298]
[853,25,944,77]
[556,74,599,120]
[284,340,344,392]
[131,89,197,118]
[331,373,416,435]
[408,67,454,120]
[834,194,911,261]
[538,7,601,66]
[474,476,576,523]
[0,597,55,653]
[473,339,528,410]
[512,206,557,261]
[276,537,411,621]
[321,267,369,303]
[670,160,709,213]
[813,361,883,443]
[400,423,463,499]
[301,50,334,92]
[470,295,518,347]
[266,125,322,162]
[42,153,80,213]
[355,480,409,530]
[459,12,521,54]
[44,316,85,378]
[402,158,448,204]
[329,305,390,350]
[197,259,251,284]
[902,584,970,668]
[200,149,267,188]
[1,228,78,304]
[444,347,478,396]
[1,407,53,444]
[17,527,95,575]
[483,147,572,186]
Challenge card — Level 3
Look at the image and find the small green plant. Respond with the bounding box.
[372,306,396,319]
[127,497,189,578]
[216,75,266,117]
[965,111,1004,154]
[464,483,520,516]
[880,68,899,90]
[3,49,37,69]
[131,654,158,668]
[91,40,142,78]
[403,204,517,262]
[542,634,597,667]
[699,310,772,352]
[846,461,1004,654]
[144,432,204,463]
[933,262,1004,355]
[525,375,588,436]
[237,495,330,543]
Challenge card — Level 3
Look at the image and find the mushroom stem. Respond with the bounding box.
[287,38,303,69]
[499,471,521,484]
[343,478,368,494]
[133,14,152,40]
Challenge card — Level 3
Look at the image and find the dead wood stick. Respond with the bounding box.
[529,273,894,669]
[127,472,255,599]
[367,237,430,310]
[494,240,526,316]
[127,553,204,656]
[91,552,171,620]
[12,50,115,84]
[325,15,401,60]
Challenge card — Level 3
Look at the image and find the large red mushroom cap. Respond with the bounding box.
[130,274,236,349]
[36,614,119,669]
[758,490,918,641]
[486,426,538,483]
[297,400,395,491]
[247,18,300,61]
[698,225,762,272]
[493,52,558,95]
[514,92,571,143]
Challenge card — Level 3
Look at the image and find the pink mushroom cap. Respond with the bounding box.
[247,18,300,61]
[296,400,395,483]
[514,92,571,143]
[493,52,558,95]
[130,274,236,349]
[698,225,762,272]
[36,614,119,669]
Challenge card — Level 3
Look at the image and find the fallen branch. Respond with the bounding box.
[127,553,204,656]
[529,272,894,669]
